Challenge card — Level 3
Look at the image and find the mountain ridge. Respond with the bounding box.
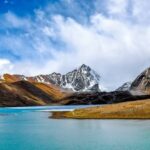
[0,64,101,92]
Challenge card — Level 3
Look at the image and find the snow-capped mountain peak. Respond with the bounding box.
[116,82,131,91]
[61,64,100,92]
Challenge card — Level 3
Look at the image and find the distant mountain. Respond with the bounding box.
[116,82,131,91]
[116,67,150,95]
[0,64,101,92]
[130,67,150,94]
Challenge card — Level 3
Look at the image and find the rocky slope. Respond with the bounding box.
[130,67,150,94]
[116,67,150,95]
[0,64,100,92]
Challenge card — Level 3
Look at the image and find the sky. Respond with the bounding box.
[0,0,150,90]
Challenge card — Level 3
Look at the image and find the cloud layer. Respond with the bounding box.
[0,0,150,90]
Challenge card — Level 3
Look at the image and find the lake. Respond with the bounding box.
[0,106,150,150]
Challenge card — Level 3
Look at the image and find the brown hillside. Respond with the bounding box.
[2,74,70,101]
[34,82,70,101]
[0,81,54,106]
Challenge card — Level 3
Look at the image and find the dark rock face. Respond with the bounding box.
[63,91,150,105]
[131,67,150,92]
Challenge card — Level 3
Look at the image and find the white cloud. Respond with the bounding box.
[132,0,150,24]
[0,59,13,72]
[1,0,150,90]
[106,0,129,16]
[4,12,31,28]
[49,13,150,89]
[0,59,10,66]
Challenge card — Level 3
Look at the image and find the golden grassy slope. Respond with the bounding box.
[0,81,54,106]
[0,84,44,106]
[3,74,19,83]
[51,99,150,119]
[34,82,70,101]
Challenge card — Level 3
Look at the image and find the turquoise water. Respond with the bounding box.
[0,106,150,150]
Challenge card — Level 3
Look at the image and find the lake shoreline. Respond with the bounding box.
[51,99,150,119]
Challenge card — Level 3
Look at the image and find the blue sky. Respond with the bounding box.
[0,0,150,90]
[0,0,51,15]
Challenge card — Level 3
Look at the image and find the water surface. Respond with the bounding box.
[0,106,150,150]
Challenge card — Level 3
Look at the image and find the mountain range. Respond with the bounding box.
[0,64,150,106]
[0,64,100,92]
